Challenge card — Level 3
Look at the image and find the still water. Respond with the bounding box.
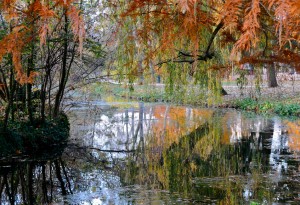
[1,101,300,204]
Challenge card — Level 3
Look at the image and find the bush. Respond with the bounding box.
[0,113,70,156]
[274,103,300,116]
[235,98,258,111]
[235,98,300,117]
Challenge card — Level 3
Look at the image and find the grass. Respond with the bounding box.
[86,82,212,106]
[234,98,300,117]
[222,81,237,86]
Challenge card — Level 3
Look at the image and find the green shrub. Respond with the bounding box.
[235,98,257,110]
[274,103,300,116]
[235,98,300,117]
[0,113,69,156]
[258,101,274,113]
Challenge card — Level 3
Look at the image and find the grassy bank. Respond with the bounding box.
[86,82,219,106]
[85,82,300,118]
[234,98,300,117]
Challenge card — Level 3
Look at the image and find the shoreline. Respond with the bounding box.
[79,81,300,118]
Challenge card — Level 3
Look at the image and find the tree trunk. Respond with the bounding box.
[3,56,15,131]
[40,56,50,123]
[53,12,69,117]
[27,43,35,124]
[267,63,278,88]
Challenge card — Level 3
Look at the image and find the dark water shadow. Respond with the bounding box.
[0,144,73,204]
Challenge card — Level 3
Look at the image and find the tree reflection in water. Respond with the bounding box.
[0,146,72,204]
[1,103,300,204]
[79,103,300,204]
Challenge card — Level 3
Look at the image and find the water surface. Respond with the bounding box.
[1,101,300,204]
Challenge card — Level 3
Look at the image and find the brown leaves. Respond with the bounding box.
[177,0,197,14]
[28,1,55,18]
[12,51,38,84]
[121,0,215,65]
[221,0,243,31]
[239,49,300,72]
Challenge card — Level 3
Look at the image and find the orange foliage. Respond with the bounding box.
[232,0,261,52]
[150,105,212,148]
[121,0,300,69]
[221,0,243,31]
[67,5,85,53]
[121,0,218,60]
[0,26,37,84]
[285,120,300,152]
[1,0,18,21]
[0,0,85,84]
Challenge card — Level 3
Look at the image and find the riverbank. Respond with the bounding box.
[223,80,300,117]
[82,81,300,117]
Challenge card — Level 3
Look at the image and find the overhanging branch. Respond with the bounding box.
[156,21,224,66]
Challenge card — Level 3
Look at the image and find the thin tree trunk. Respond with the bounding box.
[27,44,34,124]
[41,41,51,123]
[138,59,144,85]
[28,163,35,205]
[59,43,76,105]
[42,164,49,203]
[3,63,15,131]
[53,12,69,117]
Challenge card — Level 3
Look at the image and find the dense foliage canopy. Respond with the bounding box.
[118,0,300,69]
[0,0,84,84]
[1,0,300,126]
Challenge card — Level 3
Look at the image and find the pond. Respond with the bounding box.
[1,100,300,204]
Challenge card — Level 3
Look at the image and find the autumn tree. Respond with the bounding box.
[113,0,300,94]
[0,0,85,128]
